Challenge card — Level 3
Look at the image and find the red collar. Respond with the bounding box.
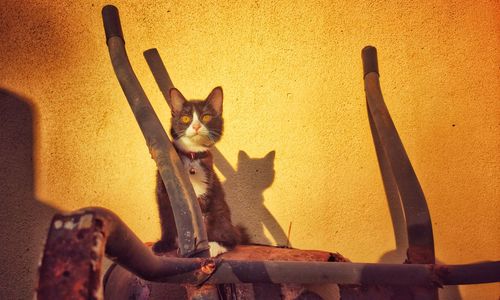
[173,145,209,160]
[186,151,208,160]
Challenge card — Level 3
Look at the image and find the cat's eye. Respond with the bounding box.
[180,115,192,124]
[202,115,212,123]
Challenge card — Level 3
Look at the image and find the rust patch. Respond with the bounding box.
[184,283,219,299]
[221,245,333,262]
[406,246,435,265]
[201,259,216,274]
[37,212,105,300]
[194,259,218,287]
[131,276,152,300]
[430,265,448,288]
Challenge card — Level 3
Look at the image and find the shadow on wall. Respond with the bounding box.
[212,148,289,247]
[0,89,59,299]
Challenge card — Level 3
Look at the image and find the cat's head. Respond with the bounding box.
[168,87,224,153]
[237,151,276,189]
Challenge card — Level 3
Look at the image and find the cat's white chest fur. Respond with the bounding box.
[181,157,208,197]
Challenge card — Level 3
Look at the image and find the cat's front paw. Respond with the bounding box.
[208,242,228,257]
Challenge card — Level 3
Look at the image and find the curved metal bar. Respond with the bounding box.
[86,207,205,280]
[362,46,435,265]
[362,46,437,300]
[101,5,209,258]
[439,262,500,285]
[38,207,500,294]
[143,48,175,105]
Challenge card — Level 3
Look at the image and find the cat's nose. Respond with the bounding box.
[192,123,201,132]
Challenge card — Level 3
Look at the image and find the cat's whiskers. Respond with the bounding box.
[208,134,221,142]
[209,131,222,138]
[172,130,186,138]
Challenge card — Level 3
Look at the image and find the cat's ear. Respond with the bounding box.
[205,86,223,116]
[265,151,276,161]
[169,88,187,115]
[238,150,250,161]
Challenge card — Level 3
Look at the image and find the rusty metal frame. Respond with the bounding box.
[36,207,500,298]
[35,5,500,300]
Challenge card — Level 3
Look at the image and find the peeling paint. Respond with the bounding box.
[78,214,93,229]
[54,220,63,229]
[63,220,76,230]
[38,213,104,300]
[91,232,104,272]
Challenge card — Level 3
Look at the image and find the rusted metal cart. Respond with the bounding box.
[36,5,499,300]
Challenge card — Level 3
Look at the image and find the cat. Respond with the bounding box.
[153,86,247,257]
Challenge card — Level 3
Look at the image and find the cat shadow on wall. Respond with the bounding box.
[0,89,59,299]
[211,148,290,247]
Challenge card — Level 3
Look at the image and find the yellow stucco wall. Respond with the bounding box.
[1,0,498,299]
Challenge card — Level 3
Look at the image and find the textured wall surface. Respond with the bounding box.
[0,0,498,299]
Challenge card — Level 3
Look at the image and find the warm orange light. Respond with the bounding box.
[0,1,498,299]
